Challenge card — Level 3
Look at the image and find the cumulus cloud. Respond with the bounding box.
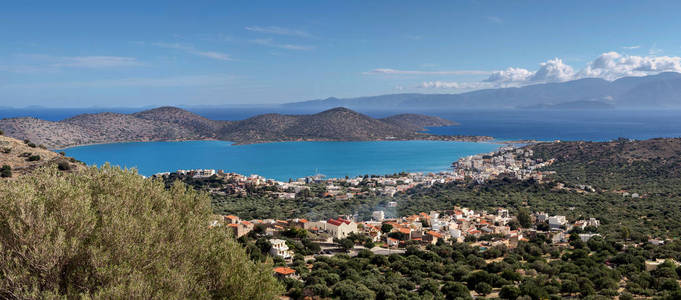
[579,52,681,80]
[419,52,681,89]
[151,42,233,61]
[245,26,311,38]
[364,68,491,75]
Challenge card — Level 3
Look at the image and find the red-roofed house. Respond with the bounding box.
[424,230,443,245]
[273,267,297,279]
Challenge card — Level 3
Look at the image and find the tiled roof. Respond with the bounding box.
[273,267,296,275]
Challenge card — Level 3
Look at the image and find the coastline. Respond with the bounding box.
[53,135,495,150]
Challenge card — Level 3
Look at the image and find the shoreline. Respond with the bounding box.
[53,135,496,150]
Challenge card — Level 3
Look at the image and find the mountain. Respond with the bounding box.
[0,107,471,148]
[285,72,681,110]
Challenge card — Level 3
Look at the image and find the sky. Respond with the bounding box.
[1,0,681,107]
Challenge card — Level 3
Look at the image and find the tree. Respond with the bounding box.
[381,223,393,233]
[0,165,11,178]
[339,238,355,252]
[0,129,3,135]
[499,285,520,300]
[442,282,471,300]
[475,282,492,296]
[517,208,532,228]
[0,165,282,299]
[27,155,40,161]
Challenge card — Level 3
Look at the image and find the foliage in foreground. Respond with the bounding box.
[0,165,282,299]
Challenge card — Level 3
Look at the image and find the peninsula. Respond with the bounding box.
[0,107,492,149]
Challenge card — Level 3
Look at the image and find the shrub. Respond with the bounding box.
[27,142,37,148]
[26,155,41,161]
[57,161,71,171]
[0,165,283,298]
[0,165,10,178]
[0,129,3,135]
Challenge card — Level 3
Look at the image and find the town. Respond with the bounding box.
[153,146,554,203]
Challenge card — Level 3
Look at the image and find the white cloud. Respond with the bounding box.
[52,56,142,68]
[151,42,233,61]
[245,26,311,38]
[251,39,314,51]
[419,52,681,90]
[1,74,237,89]
[622,45,640,50]
[0,54,142,73]
[364,68,491,75]
[419,81,492,89]
[579,51,681,80]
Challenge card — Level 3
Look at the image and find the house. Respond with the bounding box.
[423,231,443,245]
[323,218,358,239]
[269,239,293,260]
[387,237,400,248]
[372,210,385,222]
[273,267,297,279]
[224,215,240,224]
[228,221,254,238]
[578,233,601,242]
[548,216,567,230]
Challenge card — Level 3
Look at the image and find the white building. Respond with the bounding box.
[548,216,567,230]
[372,210,385,222]
[269,239,293,259]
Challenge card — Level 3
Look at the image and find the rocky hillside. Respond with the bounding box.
[380,114,457,132]
[530,138,681,192]
[0,107,472,148]
[0,134,82,178]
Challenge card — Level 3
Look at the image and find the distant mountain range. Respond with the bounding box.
[0,107,484,149]
[285,72,681,110]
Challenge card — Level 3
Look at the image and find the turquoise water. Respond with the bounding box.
[63,140,499,181]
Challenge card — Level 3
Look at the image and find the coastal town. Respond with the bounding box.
[153,145,554,202]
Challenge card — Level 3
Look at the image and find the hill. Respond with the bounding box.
[529,138,681,193]
[285,72,681,110]
[0,107,472,148]
[381,113,457,131]
[0,134,82,178]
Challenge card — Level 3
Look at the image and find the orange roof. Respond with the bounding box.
[427,230,443,238]
[298,219,309,223]
[225,215,239,220]
[227,224,238,228]
[273,267,296,275]
[241,221,252,226]
[398,228,411,234]
[387,237,399,242]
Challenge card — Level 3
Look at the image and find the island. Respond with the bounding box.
[0,107,492,149]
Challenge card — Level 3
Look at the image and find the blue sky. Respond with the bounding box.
[1,0,681,107]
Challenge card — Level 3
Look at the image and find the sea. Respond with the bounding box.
[4,107,681,179]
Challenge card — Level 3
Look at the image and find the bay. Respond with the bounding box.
[63,140,500,181]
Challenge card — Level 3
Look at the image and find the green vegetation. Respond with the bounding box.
[0,165,282,299]
[26,154,40,161]
[57,161,71,171]
[0,165,10,178]
[290,238,681,299]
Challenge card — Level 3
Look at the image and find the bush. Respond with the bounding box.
[0,165,283,298]
[27,142,36,148]
[0,129,3,135]
[57,161,71,171]
[0,165,10,178]
[26,155,40,161]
